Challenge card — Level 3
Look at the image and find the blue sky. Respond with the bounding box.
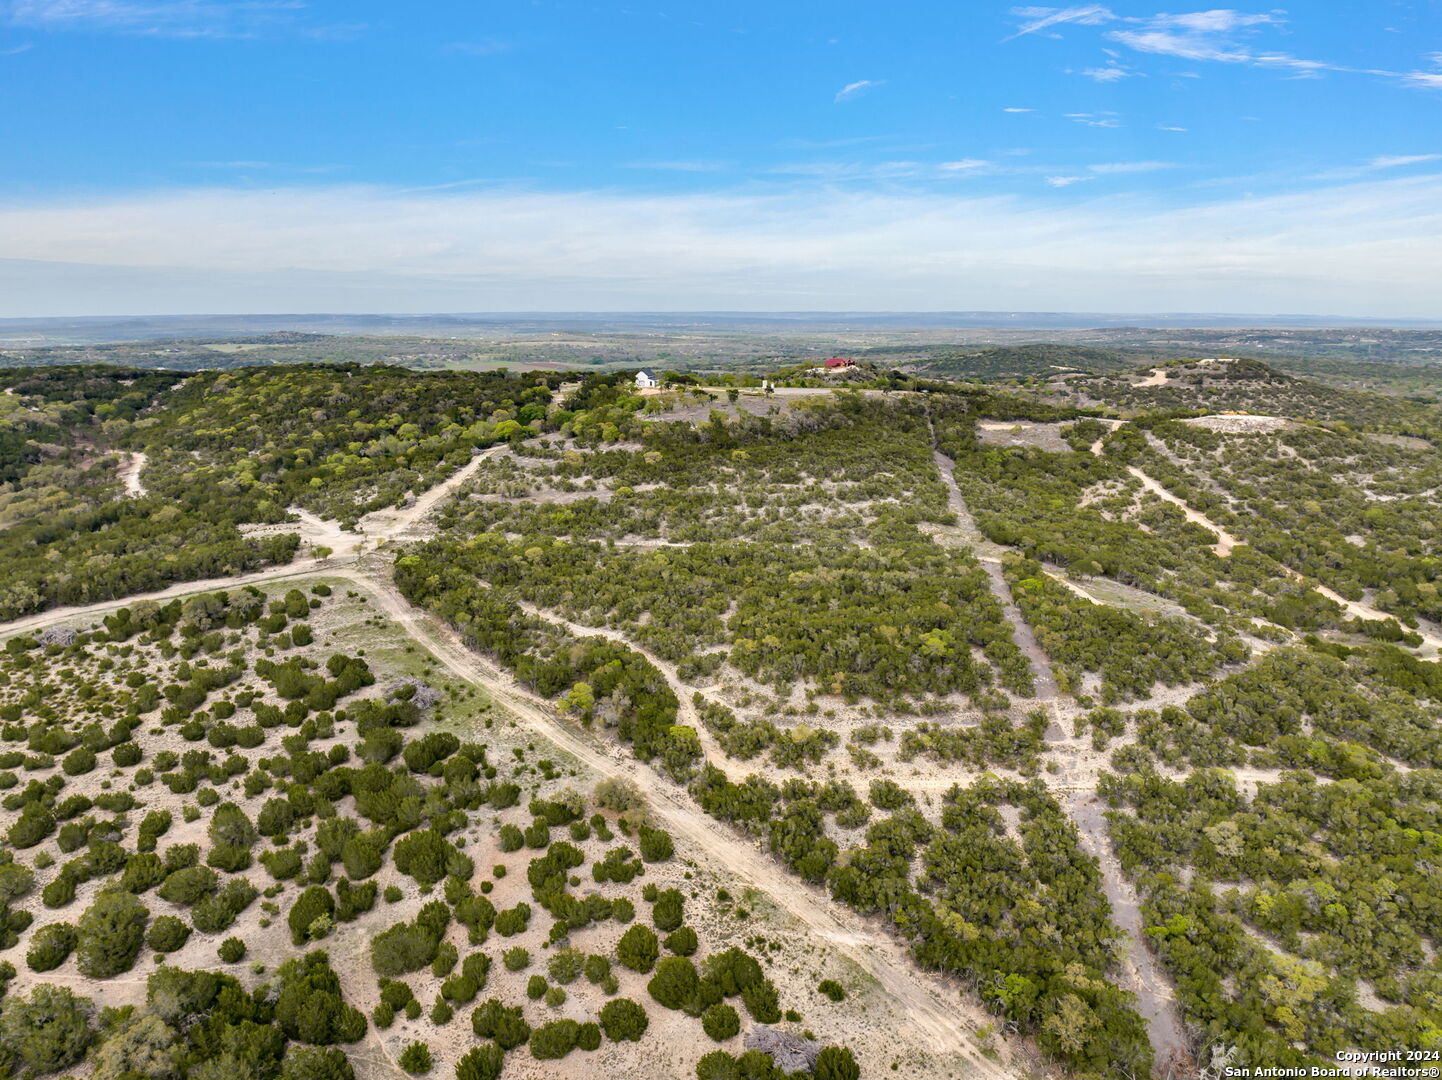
[1,1,1439,316]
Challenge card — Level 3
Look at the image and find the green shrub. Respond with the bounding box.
[815,1046,861,1080]
[158,865,217,905]
[502,947,530,971]
[121,852,167,894]
[665,926,698,956]
[638,826,674,862]
[652,888,684,932]
[528,1018,580,1060]
[281,1046,356,1080]
[289,885,337,945]
[647,956,699,1011]
[61,747,97,776]
[702,1003,740,1041]
[274,951,367,1045]
[26,923,76,972]
[818,979,846,1002]
[696,1051,739,1080]
[76,888,148,978]
[471,999,530,1050]
[371,917,442,977]
[398,1042,433,1074]
[191,878,257,933]
[146,915,191,953]
[219,937,246,962]
[617,924,659,973]
[599,997,649,1042]
[456,1044,504,1080]
[0,985,94,1074]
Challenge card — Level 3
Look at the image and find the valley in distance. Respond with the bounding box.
[1,313,1440,1080]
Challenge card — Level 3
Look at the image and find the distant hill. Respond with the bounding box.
[911,344,1161,381]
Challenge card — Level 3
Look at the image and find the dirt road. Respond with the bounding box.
[347,565,1008,1072]
[0,472,1014,1077]
[929,441,1059,700]
[118,451,148,497]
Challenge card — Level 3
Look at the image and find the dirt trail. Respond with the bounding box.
[1065,794,1191,1064]
[509,599,731,763]
[1101,433,1442,653]
[118,451,148,497]
[0,558,338,638]
[345,566,1011,1075]
[360,445,504,539]
[928,439,1058,700]
[1127,466,1240,557]
[0,479,1013,1076]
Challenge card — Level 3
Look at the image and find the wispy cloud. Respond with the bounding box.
[184,159,343,173]
[1045,175,1094,187]
[6,175,1442,315]
[1007,7,1442,92]
[1002,106,1035,113]
[1087,160,1174,174]
[1003,5,1113,42]
[1157,124,1188,132]
[1369,154,1442,169]
[1309,154,1442,180]
[834,78,883,103]
[8,0,342,39]
[938,158,992,173]
[1079,61,1130,81]
[624,160,730,172]
[1065,112,1121,128]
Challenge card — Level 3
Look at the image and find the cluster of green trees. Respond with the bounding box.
[1004,556,1246,702]
[1136,419,1442,625]
[1101,764,1442,1066]
[0,955,363,1080]
[692,767,1151,1078]
[0,363,575,619]
[133,363,561,525]
[414,396,1031,703]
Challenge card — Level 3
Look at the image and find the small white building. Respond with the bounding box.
[634,369,659,390]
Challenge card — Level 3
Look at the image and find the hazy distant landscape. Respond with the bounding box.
[4,0,1441,1075]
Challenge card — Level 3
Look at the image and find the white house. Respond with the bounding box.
[635,369,659,390]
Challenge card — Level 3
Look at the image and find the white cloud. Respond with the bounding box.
[938,158,991,172]
[7,0,348,38]
[1087,160,1175,174]
[834,79,883,102]
[1003,5,1113,41]
[1157,124,1188,131]
[1045,175,1095,187]
[1065,112,1121,127]
[1369,154,1442,169]
[1402,71,1442,89]
[624,160,729,172]
[1002,106,1035,113]
[1,41,32,52]
[1080,63,1130,81]
[1309,154,1442,180]
[1146,10,1281,33]
[4,176,1442,316]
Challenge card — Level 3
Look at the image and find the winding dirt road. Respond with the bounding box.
[0,453,1013,1079]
